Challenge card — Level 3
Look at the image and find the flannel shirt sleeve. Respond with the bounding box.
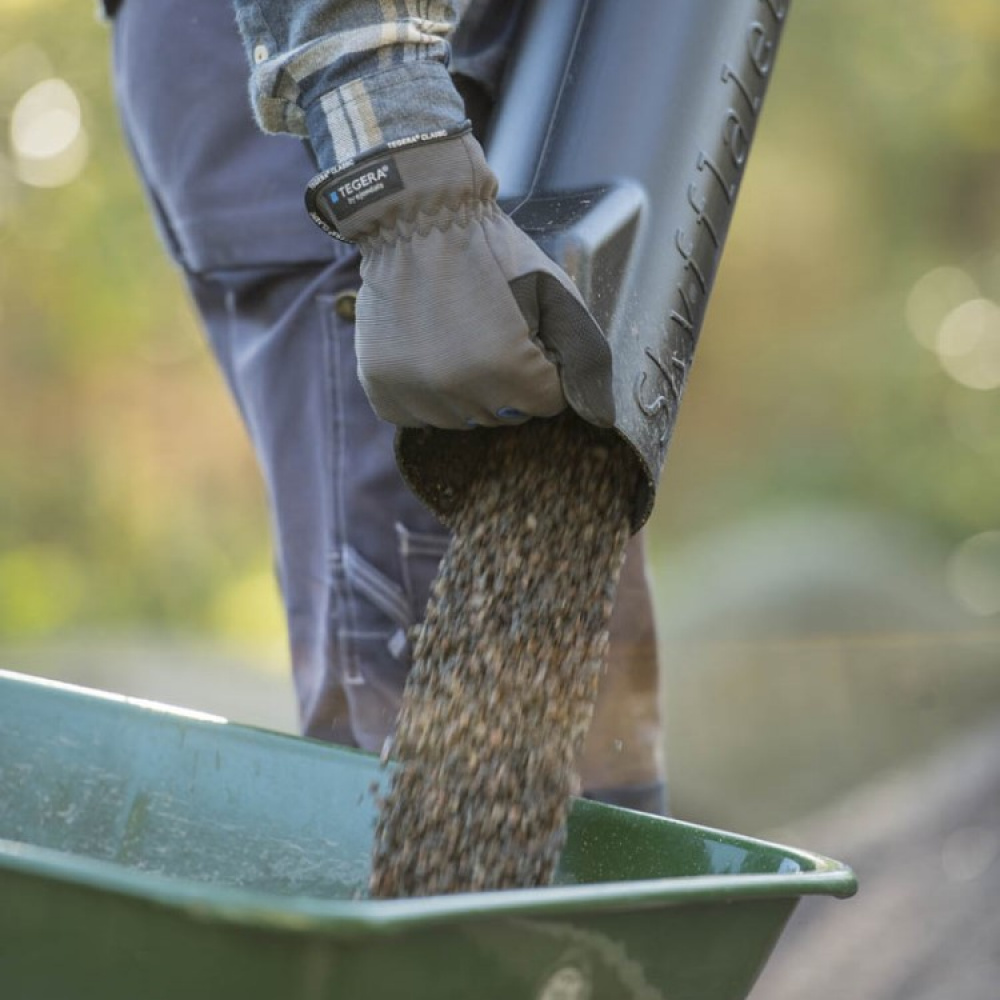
[232,0,470,171]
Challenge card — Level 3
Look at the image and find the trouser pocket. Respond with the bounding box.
[332,525,448,751]
[395,522,450,621]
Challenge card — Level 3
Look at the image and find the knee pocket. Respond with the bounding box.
[332,524,449,749]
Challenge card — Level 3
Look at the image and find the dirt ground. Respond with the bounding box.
[754,711,1000,1000]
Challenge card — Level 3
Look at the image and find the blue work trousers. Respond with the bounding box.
[111,0,664,812]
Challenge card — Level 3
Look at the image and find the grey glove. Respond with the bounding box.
[309,131,615,430]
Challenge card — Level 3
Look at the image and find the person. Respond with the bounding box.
[106,0,665,814]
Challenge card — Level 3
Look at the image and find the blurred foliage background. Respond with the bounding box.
[1,0,1000,836]
[0,0,282,649]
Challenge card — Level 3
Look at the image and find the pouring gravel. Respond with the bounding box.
[370,413,638,897]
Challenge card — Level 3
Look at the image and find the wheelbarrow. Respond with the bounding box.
[2,2,857,996]
[0,669,855,999]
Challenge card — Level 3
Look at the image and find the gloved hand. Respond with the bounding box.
[307,131,615,430]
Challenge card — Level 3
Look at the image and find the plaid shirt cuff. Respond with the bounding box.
[234,0,469,172]
[302,62,467,171]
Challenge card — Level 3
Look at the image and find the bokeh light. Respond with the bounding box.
[946,530,1000,616]
[935,297,1000,390]
[940,824,1000,884]
[905,266,979,349]
[10,76,88,187]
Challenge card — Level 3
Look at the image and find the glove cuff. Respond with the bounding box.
[305,127,498,244]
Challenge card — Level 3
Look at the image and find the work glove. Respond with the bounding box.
[306,130,615,430]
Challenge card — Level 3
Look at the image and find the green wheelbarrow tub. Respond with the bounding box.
[0,669,855,999]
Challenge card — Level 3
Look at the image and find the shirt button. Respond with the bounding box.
[334,291,357,322]
[253,44,269,64]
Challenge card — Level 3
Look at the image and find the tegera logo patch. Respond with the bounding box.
[326,157,404,220]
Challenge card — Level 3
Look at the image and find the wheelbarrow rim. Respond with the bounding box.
[0,831,857,938]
